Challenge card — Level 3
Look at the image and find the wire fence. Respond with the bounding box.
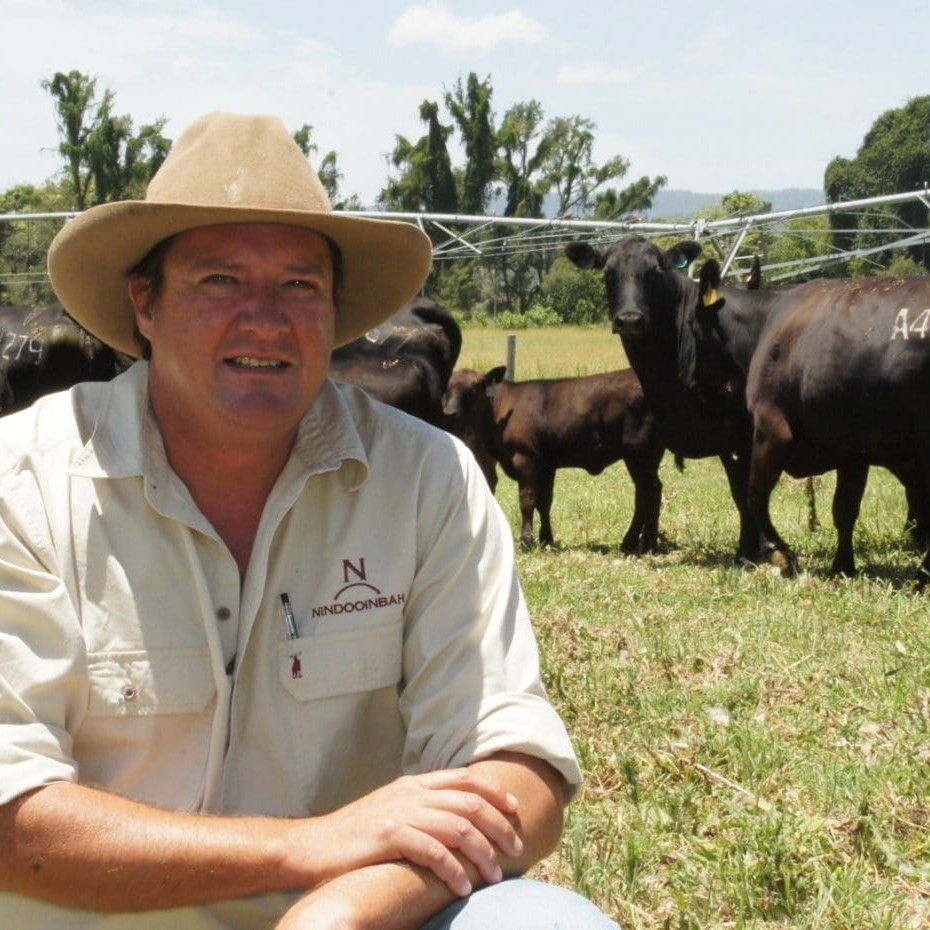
[2,188,929,296]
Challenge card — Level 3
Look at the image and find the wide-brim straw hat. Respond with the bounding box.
[48,112,433,356]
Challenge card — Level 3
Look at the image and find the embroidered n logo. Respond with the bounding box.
[343,558,367,583]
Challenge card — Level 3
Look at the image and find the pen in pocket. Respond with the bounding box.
[280,592,299,640]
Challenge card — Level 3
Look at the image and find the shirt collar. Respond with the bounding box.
[69,363,370,491]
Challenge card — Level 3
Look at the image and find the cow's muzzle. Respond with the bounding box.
[612,311,646,337]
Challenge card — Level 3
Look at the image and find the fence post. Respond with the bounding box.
[506,334,516,380]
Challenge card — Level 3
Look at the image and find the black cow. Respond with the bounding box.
[442,366,668,551]
[567,237,760,566]
[329,296,461,428]
[0,302,130,415]
[567,236,930,582]
[737,256,929,549]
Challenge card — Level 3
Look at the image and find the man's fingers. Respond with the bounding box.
[424,788,523,860]
[410,808,505,886]
[418,769,520,817]
[394,824,474,897]
[309,770,525,889]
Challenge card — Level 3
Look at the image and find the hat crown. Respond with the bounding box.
[146,112,333,213]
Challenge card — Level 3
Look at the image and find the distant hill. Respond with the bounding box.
[647,188,824,220]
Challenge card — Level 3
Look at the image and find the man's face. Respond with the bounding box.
[131,223,336,448]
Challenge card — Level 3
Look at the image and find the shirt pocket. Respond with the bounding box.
[85,649,216,716]
[277,621,402,701]
[77,649,217,810]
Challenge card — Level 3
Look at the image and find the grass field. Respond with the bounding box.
[460,325,930,929]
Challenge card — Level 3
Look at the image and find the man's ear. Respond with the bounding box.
[128,279,155,335]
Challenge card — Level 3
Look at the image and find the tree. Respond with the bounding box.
[593,175,667,221]
[40,71,97,209]
[766,215,833,280]
[42,70,169,208]
[444,73,496,214]
[292,124,361,209]
[0,182,69,304]
[496,101,551,218]
[825,96,930,271]
[538,254,608,325]
[378,72,666,318]
[292,124,316,158]
[690,191,775,278]
[380,101,457,214]
[493,101,556,313]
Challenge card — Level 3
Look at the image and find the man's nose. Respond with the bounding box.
[238,285,290,330]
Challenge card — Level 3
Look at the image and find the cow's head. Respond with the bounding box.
[688,259,745,400]
[441,366,505,492]
[565,237,702,341]
[442,366,506,425]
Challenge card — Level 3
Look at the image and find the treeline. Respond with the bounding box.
[2,72,929,319]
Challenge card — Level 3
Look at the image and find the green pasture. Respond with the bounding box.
[461,325,930,929]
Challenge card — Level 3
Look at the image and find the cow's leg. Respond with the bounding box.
[717,450,762,566]
[882,461,930,550]
[745,427,797,576]
[904,481,930,549]
[534,469,557,548]
[911,425,930,589]
[622,454,663,553]
[805,476,820,531]
[514,458,553,549]
[516,479,537,548]
[829,465,868,576]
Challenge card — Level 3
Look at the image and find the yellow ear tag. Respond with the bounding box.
[702,288,719,308]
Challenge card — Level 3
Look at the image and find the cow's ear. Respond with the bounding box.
[667,240,703,271]
[485,365,508,385]
[698,259,725,313]
[564,241,603,271]
[484,365,507,397]
[699,259,720,300]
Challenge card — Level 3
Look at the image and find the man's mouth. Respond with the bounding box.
[228,357,285,369]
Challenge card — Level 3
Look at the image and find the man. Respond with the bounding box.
[0,113,616,929]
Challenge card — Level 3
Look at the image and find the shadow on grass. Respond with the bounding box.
[528,534,927,593]
[804,560,923,593]
[530,534,738,564]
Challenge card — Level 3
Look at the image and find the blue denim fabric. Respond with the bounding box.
[419,878,619,930]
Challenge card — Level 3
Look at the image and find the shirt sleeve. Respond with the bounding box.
[398,435,583,798]
[0,466,86,805]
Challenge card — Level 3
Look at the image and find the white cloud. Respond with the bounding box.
[556,61,642,86]
[387,2,547,52]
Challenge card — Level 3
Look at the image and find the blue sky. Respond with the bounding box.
[3,0,928,207]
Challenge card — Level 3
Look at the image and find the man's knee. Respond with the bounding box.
[420,877,618,930]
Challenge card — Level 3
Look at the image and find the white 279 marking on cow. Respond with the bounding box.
[0,333,42,362]
[890,307,930,341]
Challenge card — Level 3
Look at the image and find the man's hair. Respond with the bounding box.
[126,232,345,360]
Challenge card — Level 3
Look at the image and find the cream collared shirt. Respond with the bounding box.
[0,361,581,928]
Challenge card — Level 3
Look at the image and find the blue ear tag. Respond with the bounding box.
[674,256,689,270]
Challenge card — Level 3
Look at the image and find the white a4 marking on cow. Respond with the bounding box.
[890,307,930,340]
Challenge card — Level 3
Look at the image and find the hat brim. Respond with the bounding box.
[48,202,433,356]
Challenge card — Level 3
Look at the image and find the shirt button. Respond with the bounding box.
[216,606,232,621]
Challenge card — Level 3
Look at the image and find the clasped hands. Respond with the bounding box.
[275,766,525,929]
[315,767,522,893]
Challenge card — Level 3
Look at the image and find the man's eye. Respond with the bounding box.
[205,274,235,285]
[286,279,322,292]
